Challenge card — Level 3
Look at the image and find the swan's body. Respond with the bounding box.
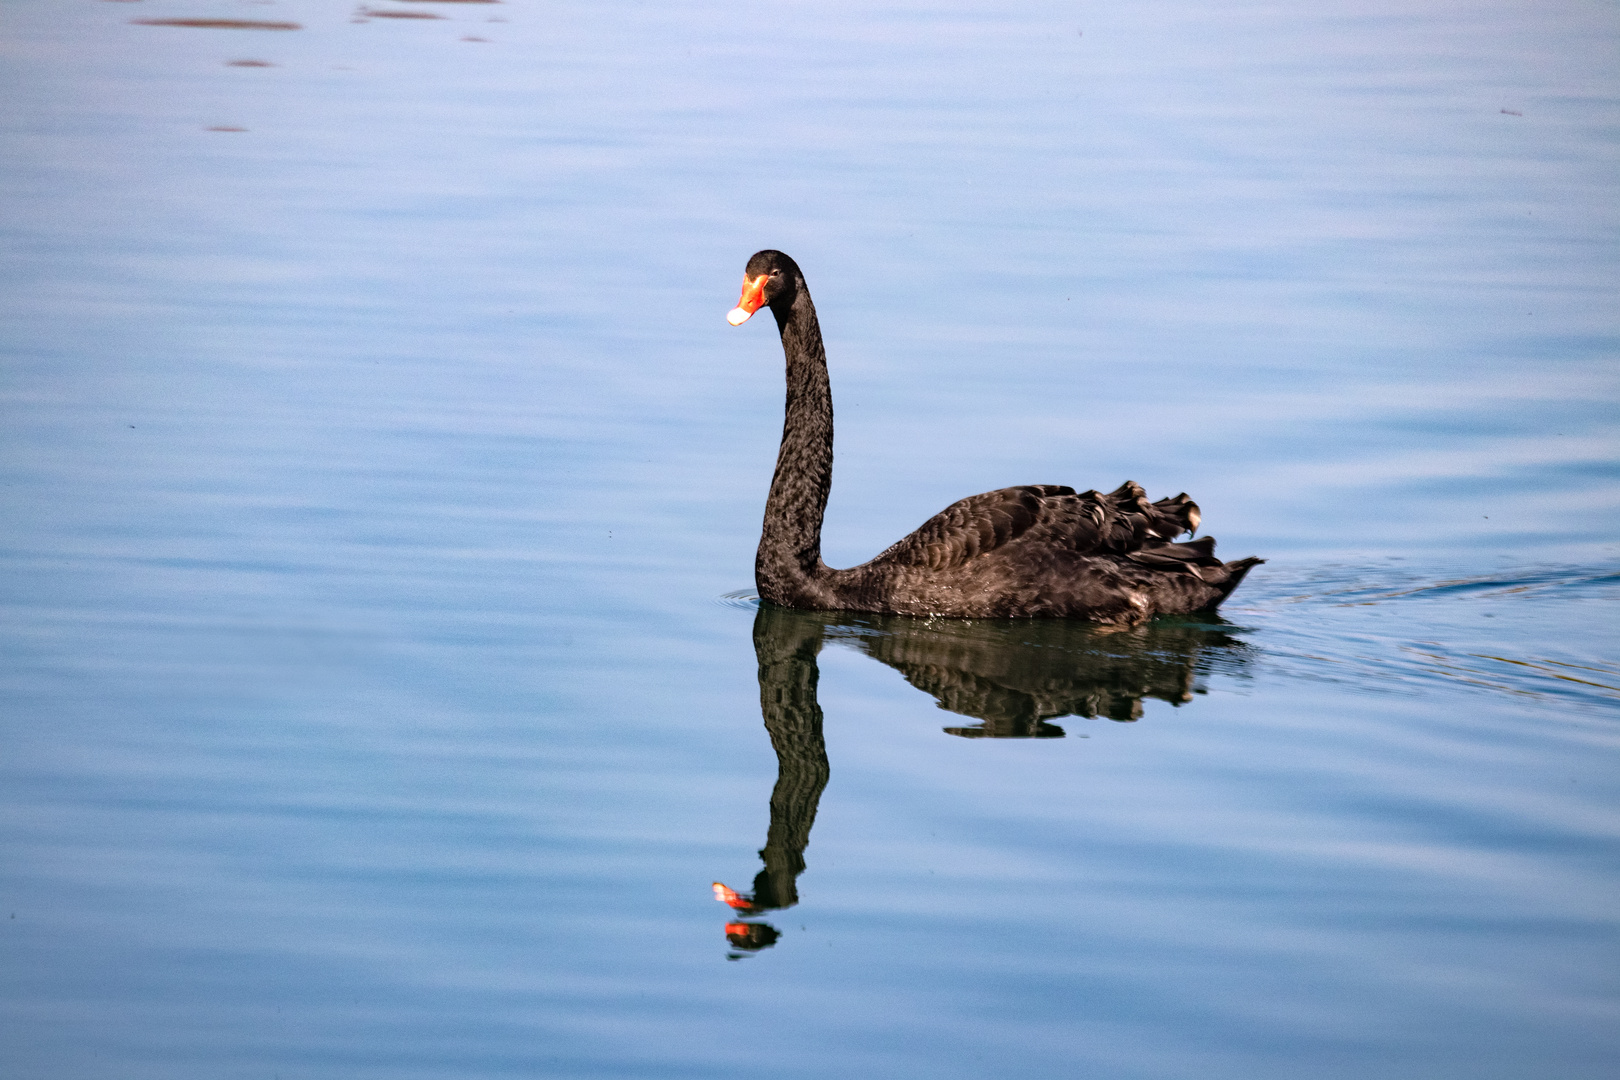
[729,250,1260,624]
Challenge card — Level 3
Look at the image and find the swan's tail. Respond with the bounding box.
[1201,556,1264,610]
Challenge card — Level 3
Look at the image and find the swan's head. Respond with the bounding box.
[727,249,800,325]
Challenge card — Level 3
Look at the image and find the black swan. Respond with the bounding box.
[727,249,1261,623]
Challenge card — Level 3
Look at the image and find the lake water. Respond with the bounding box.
[2,0,1617,1076]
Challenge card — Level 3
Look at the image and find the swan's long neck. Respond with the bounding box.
[756,283,834,605]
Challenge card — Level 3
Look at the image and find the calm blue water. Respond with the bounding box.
[2,1,1617,1077]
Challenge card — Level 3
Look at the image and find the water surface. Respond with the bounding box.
[2,1,1617,1077]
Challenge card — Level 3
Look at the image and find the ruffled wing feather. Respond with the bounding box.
[872,481,1203,572]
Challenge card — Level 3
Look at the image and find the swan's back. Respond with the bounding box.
[836,482,1258,622]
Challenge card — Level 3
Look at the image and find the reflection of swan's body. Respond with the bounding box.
[823,608,1253,734]
[715,603,1254,952]
[728,250,1262,623]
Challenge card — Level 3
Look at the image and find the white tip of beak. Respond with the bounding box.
[727,306,754,326]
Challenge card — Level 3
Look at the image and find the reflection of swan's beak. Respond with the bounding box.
[713,881,753,909]
[727,274,768,325]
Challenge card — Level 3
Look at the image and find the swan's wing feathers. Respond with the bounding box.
[1096,482,1198,544]
[875,482,1204,572]
[1149,491,1201,538]
[874,486,1056,571]
[1125,537,1225,579]
[1036,482,1196,556]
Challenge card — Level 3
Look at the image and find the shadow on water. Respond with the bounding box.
[714,603,1256,957]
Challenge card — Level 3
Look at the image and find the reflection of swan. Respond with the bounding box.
[714,603,1254,953]
[822,609,1255,734]
[713,605,830,957]
[727,249,1262,622]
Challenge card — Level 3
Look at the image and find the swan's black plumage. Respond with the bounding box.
[731,249,1260,624]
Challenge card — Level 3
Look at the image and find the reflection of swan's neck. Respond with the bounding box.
[751,607,831,910]
[757,285,834,606]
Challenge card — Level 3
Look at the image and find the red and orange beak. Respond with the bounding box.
[727,274,768,325]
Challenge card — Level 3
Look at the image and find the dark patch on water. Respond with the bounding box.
[356,9,447,19]
[131,18,301,29]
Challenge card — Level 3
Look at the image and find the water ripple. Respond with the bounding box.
[719,566,1620,711]
[1231,562,1620,711]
